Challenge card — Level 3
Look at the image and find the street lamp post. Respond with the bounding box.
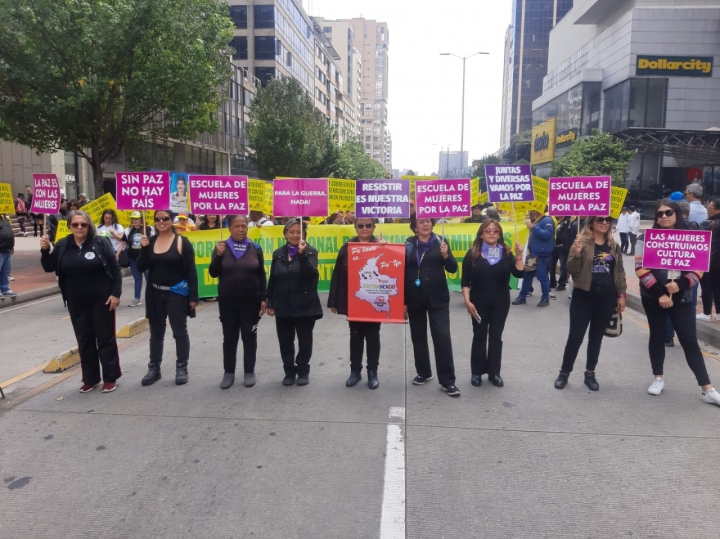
[440,51,489,174]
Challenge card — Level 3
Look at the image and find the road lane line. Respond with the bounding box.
[0,364,46,388]
[380,406,405,539]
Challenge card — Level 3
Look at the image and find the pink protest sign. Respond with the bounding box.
[30,174,62,214]
[273,178,329,217]
[548,176,612,216]
[414,178,472,219]
[115,172,170,211]
[189,175,248,215]
[642,229,711,273]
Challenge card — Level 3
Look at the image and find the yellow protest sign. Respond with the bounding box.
[56,220,70,241]
[495,176,548,215]
[329,178,355,213]
[79,192,116,224]
[0,183,15,214]
[249,179,267,213]
[264,182,273,215]
[471,178,479,206]
[117,209,153,227]
[610,187,628,219]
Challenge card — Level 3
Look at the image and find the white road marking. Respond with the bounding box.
[380,407,405,539]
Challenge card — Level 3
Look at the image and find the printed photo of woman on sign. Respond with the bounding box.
[170,173,189,213]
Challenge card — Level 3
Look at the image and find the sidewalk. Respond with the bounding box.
[2,236,59,307]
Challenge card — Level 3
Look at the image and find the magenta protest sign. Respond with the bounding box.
[355,179,410,219]
[548,176,611,216]
[189,175,248,215]
[273,178,329,217]
[485,164,534,203]
[115,172,170,211]
[415,178,472,219]
[30,174,62,214]
[642,229,711,273]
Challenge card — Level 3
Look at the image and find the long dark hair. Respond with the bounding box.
[101,209,119,227]
[471,219,510,266]
[653,199,686,230]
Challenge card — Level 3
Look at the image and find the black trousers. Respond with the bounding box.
[628,232,638,255]
[561,286,617,374]
[700,272,714,316]
[642,295,710,386]
[349,321,381,372]
[276,316,316,376]
[218,296,261,374]
[67,299,121,384]
[619,232,629,253]
[148,289,190,366]
[408,304,456,386]
[470,298,510,377]
[549,249,568,287]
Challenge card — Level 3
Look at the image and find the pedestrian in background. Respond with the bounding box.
[627,206,640,256]
[97,209,124,259]
[685,183,707,225]
[636,200,720,406]
[616,207,629,253]
[405,216,460,396]
[328,217,385,389]
[199,215,222,231]
[698,198,720,321]
[14,194,28,237]
[47,199,68,243]
[267,219,323,386]
[551,215,571,291]
[513,209,556,307]
[40,210,122,393]
[209,215,267,390]
[0,213,16,299]
[121,211,153,307]
[137,210,199,386]
[461,219,525,388]
[554,216,626,391]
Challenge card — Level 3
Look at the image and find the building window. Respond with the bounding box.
[323,26,331,33]
[603,81,631,134]
[254,36,276,60]
[229,6,248,29]
[255,67,277,86]
[254,5,275,28]
[230,36,248,60]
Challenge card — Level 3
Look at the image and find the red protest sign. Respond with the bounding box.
[347,243,405,323]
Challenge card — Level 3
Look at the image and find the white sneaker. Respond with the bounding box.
[696,313,713,322]
[648,377,665,396]
[701,388,720,406]
[128,298,142,307]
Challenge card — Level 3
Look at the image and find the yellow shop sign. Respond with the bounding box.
[636,56,713,77]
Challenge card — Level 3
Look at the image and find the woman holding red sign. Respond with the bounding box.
[461,219,525,388]
[636,200,720,406]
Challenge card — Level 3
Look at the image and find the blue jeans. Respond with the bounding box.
[0,250,11,292]
[129,258,146,300]
[519,254,551,302]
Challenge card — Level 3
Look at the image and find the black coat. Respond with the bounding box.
[40,235,122,303]
[0,216,14,251]
[404,236,458,309]
[461,248,525,307]
[710,214,720,270]
[327,235,379,315]
[267,244,323,319]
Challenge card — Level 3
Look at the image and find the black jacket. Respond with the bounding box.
[267,244,323,319]
[137,233,199,303]
[710,214,720,270]
[461,248,525,306]
[40,235,122,303]
[0,216,15,251]
[404,236,458,309]
[327,235,378,315]
[208,240,267,300]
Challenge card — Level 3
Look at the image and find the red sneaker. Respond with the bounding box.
[102,382,117,393]
[79,382,101,393]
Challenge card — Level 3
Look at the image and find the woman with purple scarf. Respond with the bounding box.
[267,219,323,387]
[209,215,267,390]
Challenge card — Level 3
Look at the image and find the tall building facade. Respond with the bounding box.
[500,0,573,150]
[438,151,469,178]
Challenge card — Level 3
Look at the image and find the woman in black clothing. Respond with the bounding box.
[267,219,323,386]
[40,210,122,393]
[706,198,720,320]
[637,200,720,406]
[209,215,267,389]
[199,215,221,231]
[328,217,385,389]
[137,210,199,386]
[461,219,525,388]
[405,216,460,397]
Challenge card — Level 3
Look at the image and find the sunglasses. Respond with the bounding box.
[656,209,674,218]
[356,223,374,229]
[154,216,172,222]
[483,229,500,234]
[594,217,612,224]
[70,222,89,229]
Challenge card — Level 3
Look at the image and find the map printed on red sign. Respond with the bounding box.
[30,173,62,214]
[347,243,405,323]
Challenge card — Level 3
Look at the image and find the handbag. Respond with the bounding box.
[118,246,130,268]
[605,310,622,337]
[525,256,538,272]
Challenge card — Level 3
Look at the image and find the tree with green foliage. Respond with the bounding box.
[471,153,502,192]
[247,78,338,180]
[502,129,532,164]
[550,130,635,187]
[0,0,234,194]
[334,137,386,180]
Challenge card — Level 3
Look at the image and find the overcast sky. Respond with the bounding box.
[303,0,512,175]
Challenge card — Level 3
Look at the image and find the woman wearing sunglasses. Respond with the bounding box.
[137,210,199,386]
[40,210,123,393]
[462,219,525,388]
[636,200,720,405]
[328,218,386,389]
[405,216,460,396]
[554,216,626,391]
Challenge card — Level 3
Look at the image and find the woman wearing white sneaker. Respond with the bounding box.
[636,200,720,406]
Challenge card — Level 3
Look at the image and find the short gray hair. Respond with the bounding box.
[687,183,703,197]
[678,201,691,218]
[66,210,97,239]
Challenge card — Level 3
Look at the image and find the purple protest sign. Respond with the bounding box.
[115,171,170,211]
[548,176,612,216]
[415,179,472,219]
[273,178,329,217]
[355,179,410,219]
[485,164,534,203]
[30,174,62,214]
[642,229,711,273]
[189,175,249,215]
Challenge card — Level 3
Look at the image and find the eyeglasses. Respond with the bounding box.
[656,209,674,218]
[483,229,500,234]
[70,222,89,229]
[154,216,172,222]
[594,217,612,224]
[356,223,374,229]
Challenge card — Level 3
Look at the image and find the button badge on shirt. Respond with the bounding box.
[85,251,96,260]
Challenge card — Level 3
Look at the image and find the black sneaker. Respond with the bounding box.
[537,300,550,307]
[282,375,296,386]
[584,371,599,391]
[512,297,527,305]
[297,375,309,386]
[441,384,461,397]
[554,371,569,389]
[665,339,675,347]
[555,285,566,291]
[412,374,434,385]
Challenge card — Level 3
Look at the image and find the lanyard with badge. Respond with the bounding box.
[414,242,426,287]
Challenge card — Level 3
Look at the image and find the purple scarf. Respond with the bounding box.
[287,244,299,258]
[482,243,503,266]
[417,234,437,252]
[227,238,251,260]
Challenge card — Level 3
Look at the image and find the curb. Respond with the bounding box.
[0,284,60,309]
[117,317,149,338]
